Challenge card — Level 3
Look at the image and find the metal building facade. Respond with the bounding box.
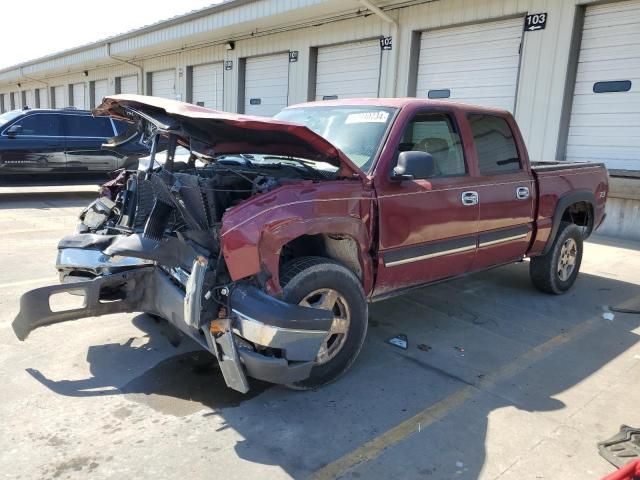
[0,0,638,239]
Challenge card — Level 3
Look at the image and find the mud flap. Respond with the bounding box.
[12,268,153,341]
[204,320,250,394]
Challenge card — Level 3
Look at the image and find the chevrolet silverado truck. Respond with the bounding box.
[12,95,609,393]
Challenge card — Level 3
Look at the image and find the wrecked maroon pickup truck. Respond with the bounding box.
[13,95,609,393]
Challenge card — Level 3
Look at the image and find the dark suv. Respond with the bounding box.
[0,108,148,175]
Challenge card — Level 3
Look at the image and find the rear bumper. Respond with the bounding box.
[13,242,332,393]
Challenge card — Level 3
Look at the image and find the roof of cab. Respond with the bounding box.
[284,97,512,115]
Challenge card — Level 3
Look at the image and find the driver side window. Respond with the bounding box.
[400,113,466,178]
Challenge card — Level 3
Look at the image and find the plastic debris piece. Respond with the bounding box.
[609,307,640,315]
[454,346,465,352]
[456,461,464,468]
[387,334,408,350]
[603,312,615,321]
[417,343,431,352]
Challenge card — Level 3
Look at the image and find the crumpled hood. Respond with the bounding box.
[94,94,364,179]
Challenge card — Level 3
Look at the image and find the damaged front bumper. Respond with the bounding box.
[13,239,332,393]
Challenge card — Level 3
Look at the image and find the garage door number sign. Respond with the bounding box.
[525,13,547,32]
[379,36,392,51]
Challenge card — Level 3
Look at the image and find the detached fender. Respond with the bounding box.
[220,182,374,296]
[258,216,374,295]
[542,190,595,256]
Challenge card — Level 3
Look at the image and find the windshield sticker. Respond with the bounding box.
[345,111,389,124]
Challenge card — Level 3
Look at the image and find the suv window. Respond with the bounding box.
[468,114,521,174]
[64,115,114,137]
[113,119,130,135]
[11,114,63,136]
[400,113,466,177]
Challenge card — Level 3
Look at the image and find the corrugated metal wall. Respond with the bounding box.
[0,0,617,162]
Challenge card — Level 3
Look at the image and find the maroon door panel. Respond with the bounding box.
[466,114,535,270]
[375,177,479,296]
[373,109,480,297]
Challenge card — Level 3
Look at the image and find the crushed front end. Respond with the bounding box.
[12,96,345,393]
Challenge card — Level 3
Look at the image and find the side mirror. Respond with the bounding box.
[6,124,22,138]
[391,151,435,182]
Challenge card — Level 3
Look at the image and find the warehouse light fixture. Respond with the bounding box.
[225,41,235,51]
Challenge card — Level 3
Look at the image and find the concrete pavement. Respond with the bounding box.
[0,183,639,479]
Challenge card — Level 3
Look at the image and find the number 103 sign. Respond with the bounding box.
[525,13,547,32]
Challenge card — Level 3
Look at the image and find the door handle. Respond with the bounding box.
[461,191,479,206]
[516,186,530,200]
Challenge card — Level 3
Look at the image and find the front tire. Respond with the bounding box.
[280,257,368,390]
[530,222,583,294]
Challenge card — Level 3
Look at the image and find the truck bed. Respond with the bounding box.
[531,160,607,173]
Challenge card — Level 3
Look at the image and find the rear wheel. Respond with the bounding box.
[280,256,368,390]
[530,222,583,294]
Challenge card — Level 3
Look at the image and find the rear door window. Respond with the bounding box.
[10,114,63,136]
[64,115,115,137]
[468,114,521,174]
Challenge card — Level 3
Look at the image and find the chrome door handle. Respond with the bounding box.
[516,186,530,200]
[461,191,479,206]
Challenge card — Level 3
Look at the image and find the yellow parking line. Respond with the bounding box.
[312,316,602,480]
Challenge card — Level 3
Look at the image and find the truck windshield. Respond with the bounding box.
[274,106,396,172]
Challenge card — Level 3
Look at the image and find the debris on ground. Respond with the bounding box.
[609,307,640,315]
[417,343,431,352]
[387,334,408,350]
[603,312,615,321]
[598,425,640,468]
[454,346,465,356]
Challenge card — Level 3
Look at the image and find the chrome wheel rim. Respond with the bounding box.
[299,288,350,365]
[557,238,577,281]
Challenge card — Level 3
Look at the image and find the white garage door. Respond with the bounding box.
[53,86,65,108]
[192,63,224,110]
[151,70,176,99]
[315,40,381,100]
[566,0,640,170]
[72,83,86,109]
[120,75,138,94]
[93,79,108,108]
[36,88,48,108]
[417,18,523,112]
[244,53,289,116]
[23,90,34,108]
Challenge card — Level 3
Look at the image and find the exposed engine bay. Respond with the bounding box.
[63,148,340,328]
[79,155,336,248]
[13,95,352,393]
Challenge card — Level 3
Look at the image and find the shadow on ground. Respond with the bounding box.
[24,264,640,479]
